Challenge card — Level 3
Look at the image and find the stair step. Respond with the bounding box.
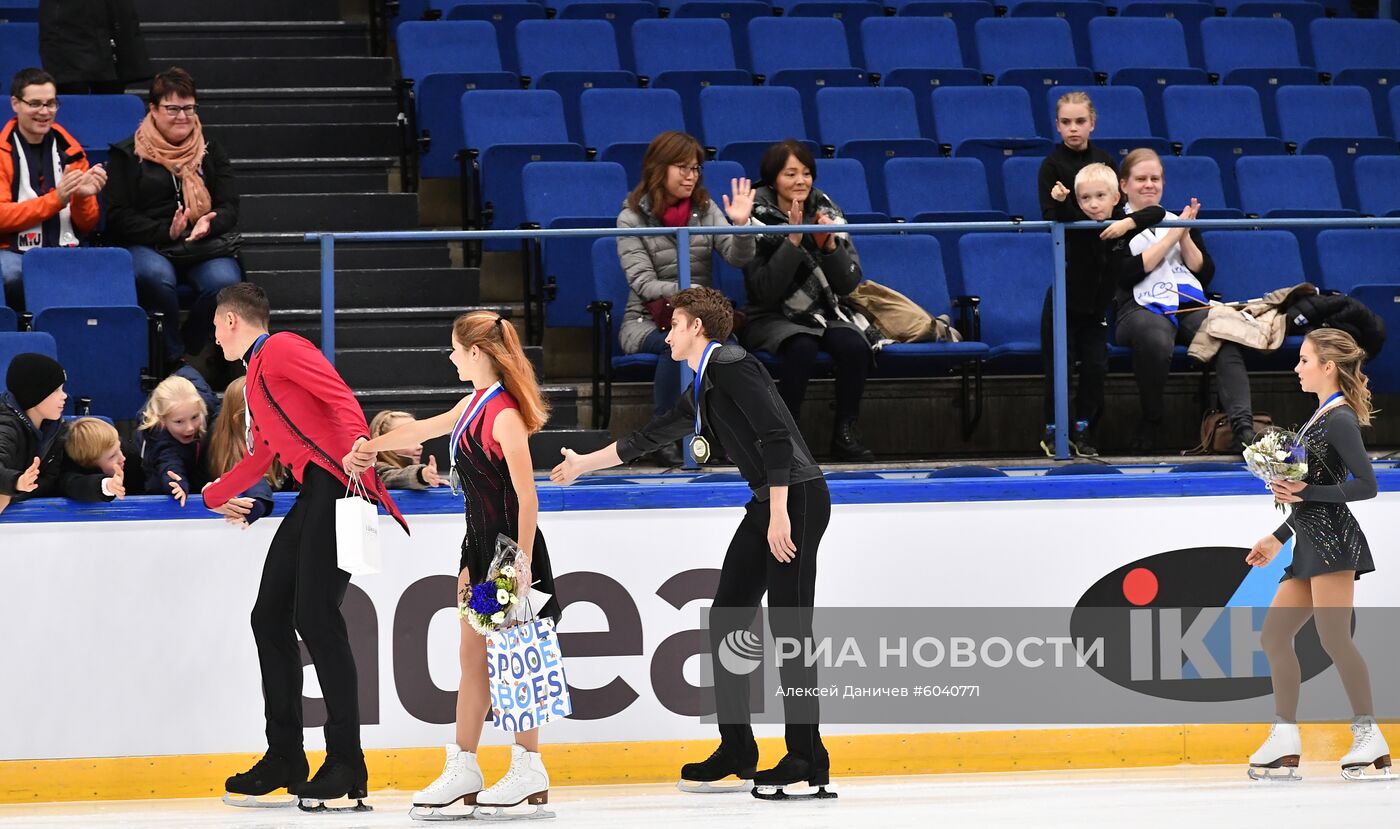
[253,268,481,309]
[271,306,516,350]
[234,158,393,196]
[135,0,340,23]
[355,385,581,432]
[528,429,612,469]
[196,87,400,126]
[241,193,419,233]
[142,20,368,58]
[152,56,393,89]
[333,342,537,388]
[241,239,453,272]
[216,123,400,159]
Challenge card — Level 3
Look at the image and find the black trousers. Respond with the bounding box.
[1039,289,1108,427]
[774,328,869,423]
[710,478,831,762]
[250,463,361,759]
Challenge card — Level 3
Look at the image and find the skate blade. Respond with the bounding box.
[752,783,838,801]
[1342,758,1396,782]
[411,804,480,821]
[298,797,373,813]
[221,792,298,808]
[473,804,555,821]
[1247,767,1302,782]
[677,779,754,794]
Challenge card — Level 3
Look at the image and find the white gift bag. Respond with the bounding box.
[487,617,572,732]
[335,476,381,575]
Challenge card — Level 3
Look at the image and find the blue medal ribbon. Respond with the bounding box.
[692,341,721,439]
[448,381,504,491]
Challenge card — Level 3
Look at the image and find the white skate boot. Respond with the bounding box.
[1341,716,1395,781]
[410,744,484,821]
[475,744,553,820]
[1248,719,1302,781]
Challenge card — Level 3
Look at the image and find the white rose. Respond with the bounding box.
[501,565,516,579]
[491,611,506,625]
[507,594,518,605]
[497,588,511,606]
[1274,450,1287,461]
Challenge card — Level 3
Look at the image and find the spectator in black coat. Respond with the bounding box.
[0,353,113,509]
[39,0,151,94]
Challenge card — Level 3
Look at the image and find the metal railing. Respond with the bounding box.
[307,215,1400,461]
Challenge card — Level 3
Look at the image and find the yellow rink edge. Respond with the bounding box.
[0,723,1367,803]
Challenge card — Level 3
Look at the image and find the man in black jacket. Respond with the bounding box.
[0,352,116,506]
[552,286,834,798]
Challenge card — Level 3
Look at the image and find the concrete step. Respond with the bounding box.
[142,21,368,58]
[233,158,392,196]
[217,123,399,159]
[241,239,454,272]
[155,56,393,89]
[135,0,340,23]
[197,88,399,127]
[251,267,481,309]
[240,193,419,233]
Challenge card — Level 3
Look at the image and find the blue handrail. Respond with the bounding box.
[307,215,1400,461]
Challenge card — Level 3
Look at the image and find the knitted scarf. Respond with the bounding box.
[134,112,211,219]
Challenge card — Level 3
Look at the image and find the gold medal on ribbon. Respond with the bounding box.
[690,435,711,464]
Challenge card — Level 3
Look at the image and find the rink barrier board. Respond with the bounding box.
[0,724,1371,803]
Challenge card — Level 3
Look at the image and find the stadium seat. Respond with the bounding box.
[785,1,886,69]
[893,0,996,69]
[699,85,815,175]
[458,90,587,254]
[1309,19,1400,131]
[975,18,1096,131]
[1117,2,1214,69]
[579,88,686,183]
[931,86,1052,213]
[1235,155,1356,277]
[815,87,941,213]
[1231,2,1325,67]
[860,17,982,139]
[556,2,657,74]
[1354,156,1400,218]
[1159,156,1243,219]
[0,23,39,87]
[589,236,659,428]
[670,1,772,74]
[1348,285,1400,393]
[515,20,639,146]
[811,157,888,224]
[440,2,547,76]
[747,17,867,136]
[1000,156,1042,222]
[1161,85,1287,208]
[887,156,1006,295]
[1316,229,1400,296]
[631,19,752,140]
[53,95,144,166]
[1088,17,1210,136]
[0,302,14,333]
[1201,230,1307,303]
[20,248,149,420]
[1200,17,1319,137]
[1006,0,1105,70]
[1274,85,1398,212]
[959,232,1053,369]
[1041,85,1172,160]
[396,21,519,180]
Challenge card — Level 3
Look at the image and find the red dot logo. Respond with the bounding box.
[1122,567,1159,606]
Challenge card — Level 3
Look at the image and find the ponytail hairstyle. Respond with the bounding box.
[208,377,286,485]
[1306,329,1374,427]
[369,409,415,469]
[452,313,549,434]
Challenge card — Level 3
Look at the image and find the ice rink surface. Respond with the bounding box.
[1,763,1396,829]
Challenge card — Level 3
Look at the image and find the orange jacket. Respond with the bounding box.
[0,118,100,248]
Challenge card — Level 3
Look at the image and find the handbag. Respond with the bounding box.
[157,230,242,268]
[486,615,572,732]
[847,279,962,343]
[334,476,382,575]
[1184,410,1275,456]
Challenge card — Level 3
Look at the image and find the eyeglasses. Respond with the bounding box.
[18,99,59,112]
[672,164,703,177]
[160,104,199,116]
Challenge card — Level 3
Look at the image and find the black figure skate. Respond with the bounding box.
[297,754,372,813]
[678,741,760,794]
[751,753,837,801]
[222,750,307,808]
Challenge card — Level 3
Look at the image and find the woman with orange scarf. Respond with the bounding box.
[103,66,241,369]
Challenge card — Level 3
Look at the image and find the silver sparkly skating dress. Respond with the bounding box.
[1273,405,1377,582]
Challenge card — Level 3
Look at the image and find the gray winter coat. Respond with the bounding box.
[615,195,755,354]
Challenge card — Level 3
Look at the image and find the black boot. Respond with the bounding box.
[224,750,308,799]
[1233,422,1258,452]
[297,754,371,812]
[830,418,874,461]
[680,739,760,784]
[752,752,836,800]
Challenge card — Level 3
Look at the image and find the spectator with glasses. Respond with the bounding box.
[0,68,106,312]
[104,66,241,375]
[616,131,755,466]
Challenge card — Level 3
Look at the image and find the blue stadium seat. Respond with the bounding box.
[1231,1,1325,67]
[1045,463,1122,475]
[515,20,639,146]
[894,1,996,69]
[459,90,587,252]
[396,21,519,180]
[747,17,867,136]
[1393,85,1400,140]
[670,1,772,74]
[1354,156,1400,218]
[815,87,941,213]
[1117,2,1214,69]
[522,161,631,336]
[959,232,1053,367]
[579,88,686,183]
[0,1,38,23]
[811,157,888,224]
[589,236,659,428]
[1274,85,1398,212]
[699,85,815,174]
[1201,230,1306,303]
[556,2,657,74]
[0,23,39,86]
[1200,17,1319,137]
[860,17,982,139]
[1310,19,1400,132]
[931,86,1052,213]
[53,95,144,166]
[1000,155,1042,222]
[1007,0,1107,70]
[631,18,752,140]
[1159,155,1244,219]
[20,248,149,420]
[887,156,1006,294]
[975,18,1096,132]
[926,464,1009,478]
[0,302,14,332]
[1235,155,1356,277]
[1349,285,1400,393]
[1088,17,1210,136]
[1316,230,1400,296]
[1041,85,1172,159]
[1161,85,1287,208]
[786,1,886,69]
[0,330,58,403]
[441,2,548,76]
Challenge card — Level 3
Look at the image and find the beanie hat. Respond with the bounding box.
[6,353,66,411]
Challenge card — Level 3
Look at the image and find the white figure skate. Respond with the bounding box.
[410,744,485,821]
[1341,716,1395,781]
[475,744,554,820]
[1248,720,1302,781]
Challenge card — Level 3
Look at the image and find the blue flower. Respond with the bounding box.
[468,582,503,617]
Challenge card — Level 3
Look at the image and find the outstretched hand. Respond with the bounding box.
[104,465,126,500]
[722,177,754,225]
[16,457,40,493]
[1050,181,1070,202]
[550,447,584,485]
[422,454,447,487]
[167,470,187,506]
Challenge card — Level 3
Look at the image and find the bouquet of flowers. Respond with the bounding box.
[1242,428,1308,513]
[459,534,530,636]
